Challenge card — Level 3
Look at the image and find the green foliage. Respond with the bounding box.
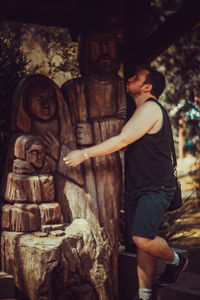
[0,23,29,180]
[150,0,183,33]
[0,22,28,99]
[150,0,200,102]
[19,23,80,81]
[57,42,80,77]
[153,33,200,103]
[150,0,200,151]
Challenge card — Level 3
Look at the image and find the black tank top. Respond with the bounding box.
[125,98,176,194]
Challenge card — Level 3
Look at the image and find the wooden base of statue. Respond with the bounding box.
[2,204,41,232]
[39,203,63,225]
[1,219,113,300]
[2,202,64,232]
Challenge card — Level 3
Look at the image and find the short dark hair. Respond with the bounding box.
[139,66,166,98]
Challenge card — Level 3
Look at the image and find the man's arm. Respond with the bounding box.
[63,101,162,167]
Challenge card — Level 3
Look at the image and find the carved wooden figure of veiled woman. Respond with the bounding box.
[62,30,126,299]
[11,74,76,175]
[7,74,98,228]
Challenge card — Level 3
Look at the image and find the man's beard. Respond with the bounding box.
[127,89,142,100]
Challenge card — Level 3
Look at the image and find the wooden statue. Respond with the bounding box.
[62,29,126,299]
[1,37,126,298]
[2,134,64,233]
[1,77,113,299]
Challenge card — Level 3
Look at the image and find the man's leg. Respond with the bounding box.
[133,235,188,291]
[137,248,156,288]
[133,235,172,300]
[134,248,156,300]
[130,190,187,298]
[132,235,174,261]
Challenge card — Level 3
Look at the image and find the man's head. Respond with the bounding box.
[79,30,119,77]
[126,67,166,99]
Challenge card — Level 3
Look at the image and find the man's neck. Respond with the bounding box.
[134,93,157,107]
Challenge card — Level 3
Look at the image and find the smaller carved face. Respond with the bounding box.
[26,142,45,170]
[28,87,57,121]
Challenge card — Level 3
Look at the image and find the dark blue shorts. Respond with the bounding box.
[125,187,176,241]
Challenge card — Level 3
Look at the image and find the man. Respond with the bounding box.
[63,67,188,300]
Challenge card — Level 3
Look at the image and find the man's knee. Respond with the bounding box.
[132,235,153,252]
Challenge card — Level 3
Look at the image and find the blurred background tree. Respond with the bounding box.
[150,0,200,158]
[0,22,28,178]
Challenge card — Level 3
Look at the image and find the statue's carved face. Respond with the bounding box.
[88,33,118,77]
[26,142,45,170]
[28,87,57,121]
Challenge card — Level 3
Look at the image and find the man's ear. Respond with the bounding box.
[143,83,152,93]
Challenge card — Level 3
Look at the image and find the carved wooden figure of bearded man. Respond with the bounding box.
[62,30,126,299]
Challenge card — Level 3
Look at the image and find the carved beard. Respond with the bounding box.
[90,54,118,77]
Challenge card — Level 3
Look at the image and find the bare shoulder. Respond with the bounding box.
[142,100,162,110]
[135,100,162,118]
[121,100,164,140]
[141,101,163,133]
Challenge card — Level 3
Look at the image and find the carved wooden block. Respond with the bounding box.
[4,173,54,204]
[2,204,40,232]
[39,203,63,225]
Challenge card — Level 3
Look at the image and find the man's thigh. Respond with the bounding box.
[127,190,172,240]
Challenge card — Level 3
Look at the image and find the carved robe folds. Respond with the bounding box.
[62,75,126,247]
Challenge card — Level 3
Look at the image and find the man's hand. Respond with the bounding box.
[63,150,85,167]
[76,122,94,146]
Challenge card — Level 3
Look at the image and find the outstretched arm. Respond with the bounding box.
[63,101,162,167]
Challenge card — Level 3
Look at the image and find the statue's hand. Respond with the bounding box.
[43,131,60,161]
[76,122,94,146]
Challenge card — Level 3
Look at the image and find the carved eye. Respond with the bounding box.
[32,96,42,102]
[29,150,38,156]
